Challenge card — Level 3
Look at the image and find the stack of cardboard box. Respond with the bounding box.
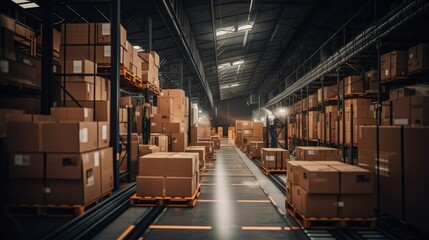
[149,133,169,152]
[235,121,264,150]
[151,89,189,152]
[381,50,408,82]
[287,161,374,218]
[138,51,160,89]
[295,146,342,161]
[261,148,290,170]
[248,141,265,158]
[359,126,429,237]
[228,127,235,140]
[137,152,200,197]
[185,146,206,171]
[7,107,113,205]
[190,141,214,160]
[342,99,376,145]
[408,43,428,75]
[344,76,367,95]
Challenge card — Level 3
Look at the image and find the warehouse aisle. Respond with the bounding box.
[142,142,305,240]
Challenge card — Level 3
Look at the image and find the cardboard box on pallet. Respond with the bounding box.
[295,146,342,161]
[136,176,164,197]
[249,141,265,158]
[261,148,289,170]
[139,153,169,177]
[8,179,44,204]
[46,150,101,205]
[299,165,339,193]
[344,75,366,95]
[408,43,428,74]
[286,161,317,185]
[165,176,197,198]
[96,23,127,47]
[99,147,113,195]
[331,165,372,194]
[51,107,93,122]
[338,194,375,218]
[301,189,338,218]
[166,153,198,178]
[43,122,98,153]
[381,51,408,82]
[186,146,206,170]
[7,122,46,152]
[9,153,44,179]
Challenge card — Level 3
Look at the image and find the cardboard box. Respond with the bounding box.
[365,70,379,93]
[301,189,338,218]
[163,122,184,133]
[331,165,372,194]
[61,23,96,45]
[7,122,46,152]
[136,176,164,197]
[150,122,163,133]
[344,76,365,94]
[300,165,339,193]
[43,122,98,153]
[62,82,94,101]
[138,144,160,157]
[158,97,173,115]
[186,146,206,170]
[381,51,408,82]
[8,179,45,204]
[286,161,317,185]
[291,185,303,212]
[51,107,93,122]
[165,176,197,197]
[96,23,127,48]
[152,113,173,123]
[150,133,169,152]
[338,194,375,218]
[295,146,342,161]
[324,85,337,100]
[408,43,428,74]
[63,59,96,82]
[138,153,168,176]
[0,109,32,137]
[171,132,188,152]
[9,153,44,179]
[99,147,113,195]
[65,100,110,122]
[166,153,197,177]
[410,95,429,126]
[46,150,101,204]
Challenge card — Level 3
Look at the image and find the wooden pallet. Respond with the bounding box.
[261,167,287,176]
[98,65,143,90]
[142,81,161,95]
[286,201,376,229]
[381,76,408,84]
[130,184,201,207]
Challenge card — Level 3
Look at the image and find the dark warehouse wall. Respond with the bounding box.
[215,95,252,136]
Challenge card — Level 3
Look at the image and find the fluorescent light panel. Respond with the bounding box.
[232,60,244,66]
[19,2,39,8]
[238,24,253,31]
[12,0,30,3]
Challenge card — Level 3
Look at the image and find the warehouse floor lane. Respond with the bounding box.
[144,142,306,240]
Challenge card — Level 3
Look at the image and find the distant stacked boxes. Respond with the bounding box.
[248,141,265,158]
[235,120,263,150]
[261,148,290,170]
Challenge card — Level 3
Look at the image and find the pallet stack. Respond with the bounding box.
[260,148,289,175]
[235,120,263,151]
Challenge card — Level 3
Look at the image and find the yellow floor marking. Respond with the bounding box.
[268,196,277,206]
[236,200,271,203]
[117,225,135,240]
[241,226,283,231]
[284,226,301,230]
[149,225,212,230]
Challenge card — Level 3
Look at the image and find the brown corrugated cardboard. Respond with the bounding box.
[171,132,188,152]
[381,51,408,82]
[8,179,44,204]
[9,153,44,179]
[150,133,169,152]
[186,146,206,170]
[0,109,31,137]
[150,122,163,133]
[286,161,317,185]
[97,122,109,149]
[410,95,429,126]
[62,82,94,101]
[152,113,173,123]
[51,107,94,122]
[344,76,365,94]
[99,147,113,195]
[331,165,372,194]
[139,153,168,176]
[65,100,110,122]
[338,194,374,218]
[301,189,338,218]
[166,153,197,177]
[158,97,173,115]
[408,43,428,74]
[43,122,98,153]
[291,185,303,212]
[162,122,184,133]
[96,23,127,47]
[7,122,46,152]
[63,59,96,82]
[61,23,96,45]
[165,176,197,197]
[138,144,160,157]
[300,165,339,193]
[136,176,165,197]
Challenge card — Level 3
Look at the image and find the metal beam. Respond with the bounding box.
[210,0,221,97]
[152,0,214,109]
[41,0,54,115]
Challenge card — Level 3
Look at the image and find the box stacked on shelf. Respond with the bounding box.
[342,99,376,145]
[286,161,374,218]
[381,50,408,82]
[358,126,429,236]
[295,146,342,161]
[365,70,380,93]
[344,76,367,95]
[7,107,114,206]
[234,120,263,150]
[185,146,206,171]
[137,152,200,198]
[189,141,214,160]
[408,43,428,75]
[138,51,160,89]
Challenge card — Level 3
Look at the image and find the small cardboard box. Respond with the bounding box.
[136,176,164,197]
[138,153,168,177]
[300,165,340,194]
[165,176,197,197]
[166,153,197,178]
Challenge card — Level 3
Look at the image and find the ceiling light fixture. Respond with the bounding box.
[216,26,234,36]
[218,63,231,69]
[12,0,30,4]
[232,60,244,66]
[230,83,239,87]
[238,24,253,31]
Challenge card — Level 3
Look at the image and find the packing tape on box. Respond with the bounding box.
[102,23,110,35]
[102,125,108,140]
[86,169,94,186]
[80,128,89,143]
[73,60,82,73]
[94,151,100,167]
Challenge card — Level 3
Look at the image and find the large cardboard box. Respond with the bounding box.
[291,185,303,212]
[163,122,184,133]
[150,133,169,152]
[299,165,339,193]
[338,194,375,218]
[331,165,372,194]
[165,176,197,197]
[301,189,338,218]
[51,107,93,122]
[295,146,342,161]
[9,153,44,179]
[8,180,45,204]
[186,146,206,170]
[152,113,173,123]
[99,147,113,195]
[63,59,96,82]
[96,23,127,47]
[365,70,379,93]
[261,148,289,170]
[61,23,96,45]
[0,109,32,137]
[381,51,408,82]
[136,176,164,197]
[344,76,365,95]
[65,100,110,122]
[171,132,188,152]
[7,122,46,152]
[166,153,197,177]
[43,122,98,153]
[408,43,428,74]
[286,161,317,185]
[158,97,173,115]
[46,150,101,204]
[150,122,163,133]
[138,153,168,176]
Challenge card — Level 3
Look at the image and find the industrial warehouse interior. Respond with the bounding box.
[1,0,429,239]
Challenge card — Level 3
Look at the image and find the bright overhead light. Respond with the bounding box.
[238,24,253,31]
[133,45,142,50]
[216,26,234,37]
[12,0,30,3]
[19,2,39,8]
[218,63,231,69]
[232,60,244,66]
[230,83,239,87]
